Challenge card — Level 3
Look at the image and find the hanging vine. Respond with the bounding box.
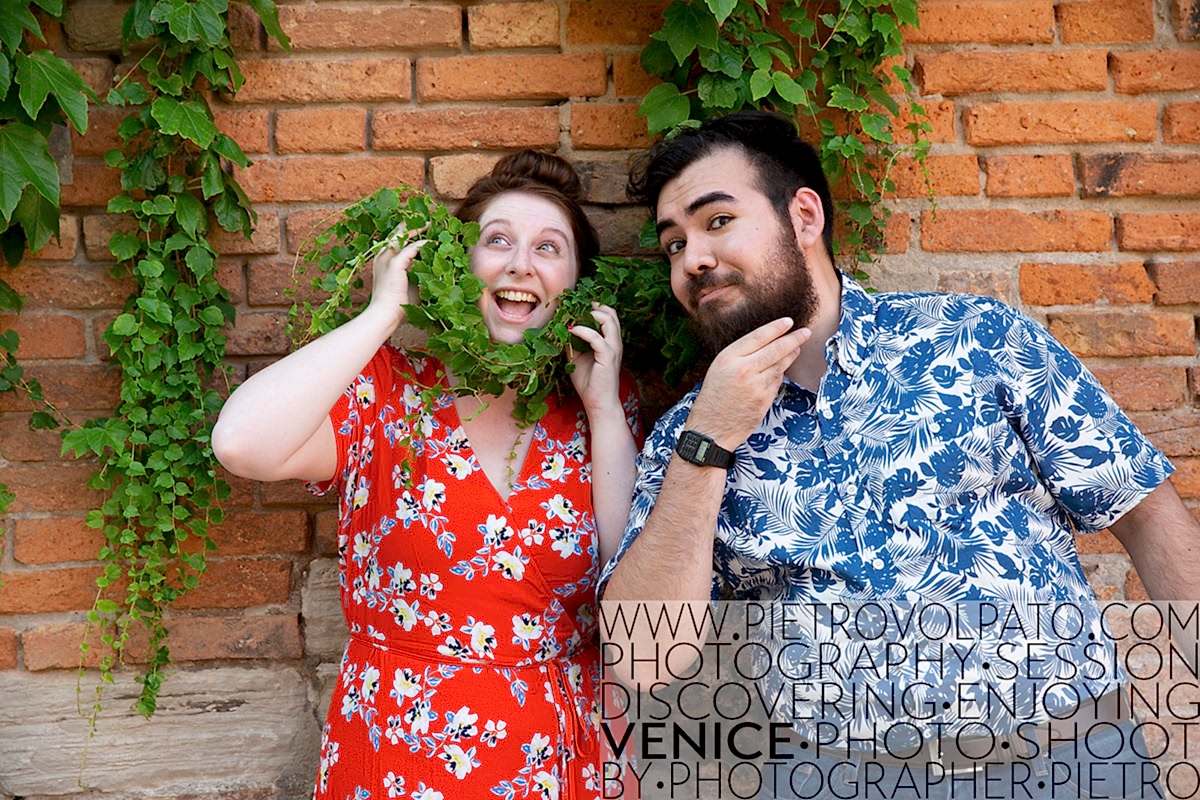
[61,0,289,717]
[0,0,93,521]
[637,0,930,270]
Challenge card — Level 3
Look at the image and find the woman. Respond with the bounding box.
[213,152,640,800]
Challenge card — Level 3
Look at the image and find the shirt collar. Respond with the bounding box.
[827,272,877,378]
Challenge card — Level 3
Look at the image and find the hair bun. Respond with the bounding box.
[491,150,585,203]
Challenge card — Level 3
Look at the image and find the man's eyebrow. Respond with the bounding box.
[654,191,736,238]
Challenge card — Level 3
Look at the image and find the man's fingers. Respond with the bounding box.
[756,326,810,372]
[726,317,795,356]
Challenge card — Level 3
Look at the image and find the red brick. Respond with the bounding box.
[613,53,659,97]
[984,154,1075,197]
[218,261,246,305]
[921,210,1111,252]
[1171,458,1200,499]
[0,628,16,670]
[23,215,79,261]
[0,414,86,461]
[430,154,502,200]
[170,615,303,660]
[893,100,957,144]
[206,511,309,556]
[833,211,910,256]
[0,465,99,512]
[915,51,1107,95]
[209,212,282,256]
[213,108,270,155]
[963,102,1158,146]
[1074,528,1123,555]
[69,58,114,99]
[373,107,560,151]
[315,508,338,557]
[63,2,125,51]
[571,103,650,150]
[1149,262,1200,304]
[59,160,122,207]
[0,364,120,412]
[172,559,292,609]
[1058,0,1154,43]
[1192,367,1200,402]
[235,59,412,104]
[22,622,134,670]
[82,213,134,261]
[935,270,1013,303]
[227,2,261,53]
[261,478,339,507]
[271,5,460,51]
[1047,312,1196,357]
[13,517,102,565]
[887,155,978,198]
[276,108,366,155]
[1018,262,1154,305]
[1081,154,1200,198]
[225,311,290,357]
[417,54,606,102]
[903,0,1056,43]
[1112,51,1200,93]
[1090,367,1188,412]
[71,108,124,158]
[0,313,85,359]
[1117,213,1200,251]
[1176,0,1200,40]
[237,157,424,204]
[469,3,559,49]
[284,209,345,257]
[0,566,102,613]
[566,1,668,45]
[1133,408,1200,456]
[0,262,127,310]
[1165,103,1200,143]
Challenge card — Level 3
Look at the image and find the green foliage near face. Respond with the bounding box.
[295,188,700,430]
[59,0,289,719]
[637,0,930,273]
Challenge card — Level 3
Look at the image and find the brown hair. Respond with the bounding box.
[455,150,600,277]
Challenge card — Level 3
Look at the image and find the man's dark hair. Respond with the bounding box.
[627,110,835,258]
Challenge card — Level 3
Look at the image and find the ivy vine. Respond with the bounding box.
[60,0,289,717]
[637,0,930,269]
[0,0,93,519]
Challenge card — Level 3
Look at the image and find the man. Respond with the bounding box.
[599,111,1200,798]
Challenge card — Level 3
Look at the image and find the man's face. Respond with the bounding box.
[654,147,819,354]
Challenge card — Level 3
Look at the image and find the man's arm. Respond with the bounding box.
[1109,480,1200,601]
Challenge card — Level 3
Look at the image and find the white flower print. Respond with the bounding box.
[389,563,416,593]
[511,613,543,649]
[582,762,599,791]
[352,531,372,561]
[480,514,513,546]
[444,426,468,451]
[356,380,375,407]
[482,719,507,747]
[401,383,422,411]
[578,603,595,629]
[533,770,560,800]
[359,664,381,703]
[383,771,405,798]
[396,490,419,522]
[391,668,421,700]
[392,463,411,490]
[540,452,571,482]
[352,477,370,510]
[340,688,360,719]
[423,610,452,634]
[390,597,419,631]
[520,520,545,546]
[419,478,446,511]
[419,572,442,599]
[365,556,382,591]
[541,494,576,523]
[467,619,497,658]
[566,663,583,693]
[416,411,437,440]
[411,785,443,800]
[525,732,553,767]
[437,635,470,660]
[384,715,404,746]
[444,705,478,740]
[549,526,580,559]
[564,432,586,460]
[535,637,560,662]
[440,744,479,780]
[405,697,434,734]
[491,549,526,580]
[444,452,477,480]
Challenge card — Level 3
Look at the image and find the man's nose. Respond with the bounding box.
[680,240,716,277]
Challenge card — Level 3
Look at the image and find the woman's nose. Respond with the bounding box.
[505,245,534,276]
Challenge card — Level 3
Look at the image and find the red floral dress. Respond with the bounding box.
[311,345,640,800]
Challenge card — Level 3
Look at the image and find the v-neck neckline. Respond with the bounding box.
[443,391,543,508]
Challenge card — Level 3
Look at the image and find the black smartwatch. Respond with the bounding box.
[674,430,736,469]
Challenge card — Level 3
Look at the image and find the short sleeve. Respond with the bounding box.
[618,370,646,448]
[999,309,1175,533]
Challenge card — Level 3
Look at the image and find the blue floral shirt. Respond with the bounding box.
[600,276,1174,739]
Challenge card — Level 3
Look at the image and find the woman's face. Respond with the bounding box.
[471,192,580,345]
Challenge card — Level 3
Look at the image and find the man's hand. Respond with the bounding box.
[686,317,811,450]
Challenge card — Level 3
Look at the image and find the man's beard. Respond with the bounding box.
[686,228,819,356]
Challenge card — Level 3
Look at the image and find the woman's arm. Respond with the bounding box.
[568,305,638,565]
[211,238,422,483]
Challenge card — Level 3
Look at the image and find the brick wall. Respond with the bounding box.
[0,0,1197,796]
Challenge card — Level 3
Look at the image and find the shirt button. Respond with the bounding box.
[821,406,834,419]
[929,422,941,433]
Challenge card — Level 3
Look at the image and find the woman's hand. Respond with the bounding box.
[366,227,426,330]
[567,303,624,416]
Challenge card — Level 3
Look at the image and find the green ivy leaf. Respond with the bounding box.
[0,0,41,53]
[0,56,11,99]
[639,37,678,78]
[893,0,920,28]
[0,122,58,221]
[12,183,59,254]
[749,68,772,101]
[111,313,139,336]
[705,0,737,25]
[15,51,91,134]
[638,82,691,134]
[200,155,224,199]
[174,192,205,236]
[828,83,870,112]
[771,72,808,105]
[697,73,738,108]
[150,97,217,150]
[32,0,63,15]
[860,112,893,144]
[211,133,250,168]
[698,39,744,79]
[150,0,228,46]
[246,0,291,51]
[658,1,719,64]
[0,277,22,312]
[0,226,25,267]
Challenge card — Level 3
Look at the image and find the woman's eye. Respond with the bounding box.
[537,242,561,254]
[487,234,508,245]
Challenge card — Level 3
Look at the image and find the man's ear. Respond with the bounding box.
[788,187,825,251]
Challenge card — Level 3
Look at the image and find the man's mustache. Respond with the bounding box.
[686,271,743,309]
